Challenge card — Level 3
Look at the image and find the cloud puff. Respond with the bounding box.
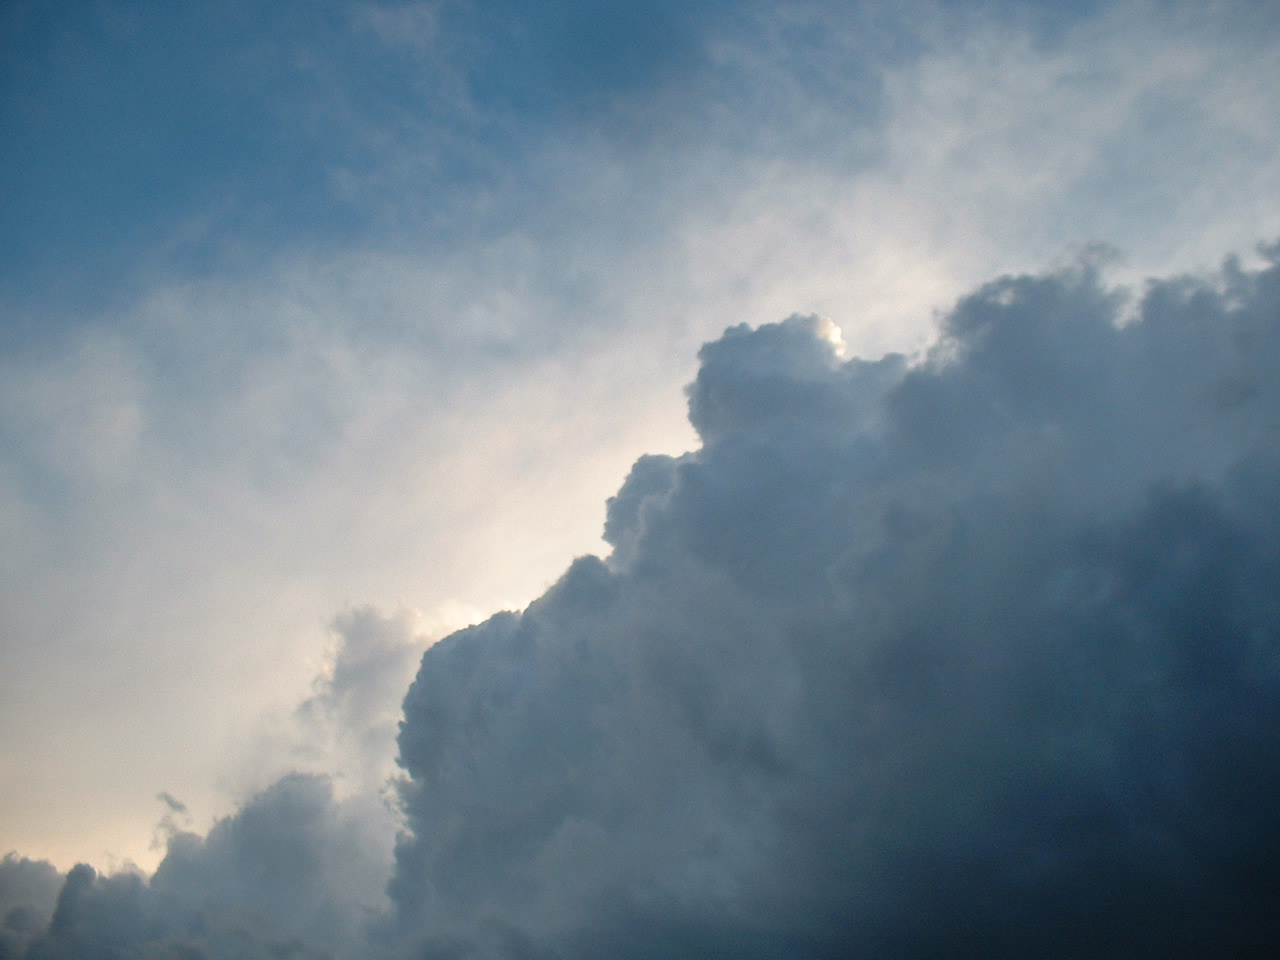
[390,249,1280,956]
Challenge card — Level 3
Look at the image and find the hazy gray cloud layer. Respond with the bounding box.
[6,247,1280,958]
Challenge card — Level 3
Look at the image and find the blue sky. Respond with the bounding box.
[2,1,1280,954]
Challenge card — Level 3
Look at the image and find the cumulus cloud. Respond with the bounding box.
[6,247,1280,958]
[389,248,1280,957]
[13,775,390,960]
[3,609,426,960]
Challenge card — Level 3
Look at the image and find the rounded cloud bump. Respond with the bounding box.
[391,253,1280,957]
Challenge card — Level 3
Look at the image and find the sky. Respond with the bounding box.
[2,0,1280,957]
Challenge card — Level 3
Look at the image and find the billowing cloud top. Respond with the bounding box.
[390,251,1280,957]
[6,250,1280,958]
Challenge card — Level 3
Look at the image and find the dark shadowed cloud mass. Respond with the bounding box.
[386,250,1280,958]
[6,248,1278,958]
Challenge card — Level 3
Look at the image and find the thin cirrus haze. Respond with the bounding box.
[2,0,1280,957]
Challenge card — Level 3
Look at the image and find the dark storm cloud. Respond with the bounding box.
[389,249,1280,957]
[7,247,1280,959]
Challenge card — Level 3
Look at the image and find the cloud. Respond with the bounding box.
[5,242,1280,960]
[293,607,429,791]
[5,609,423,960]
[5,0,1280,946]
[12,777,386,960]
[0,854,63,957]
[0,258,690,870]
[387,248,1280,956]
[227,605,431,804]
[6,11,1280,871]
